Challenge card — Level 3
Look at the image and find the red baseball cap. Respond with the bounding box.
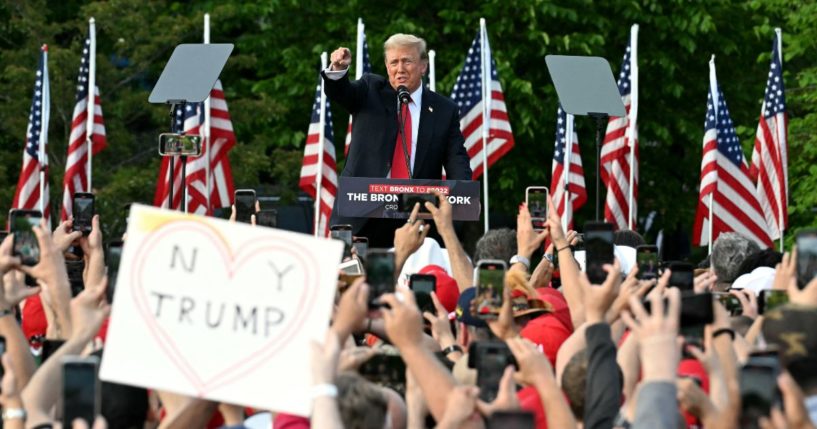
[418,264,460,312]
[535,287,573,332]
[22,295,47,351]
[520,313,572,367]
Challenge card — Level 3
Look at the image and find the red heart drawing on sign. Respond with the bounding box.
[129,220,321,396]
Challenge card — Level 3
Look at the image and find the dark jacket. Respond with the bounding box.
[584,323,624,429]
[322,71,472,236]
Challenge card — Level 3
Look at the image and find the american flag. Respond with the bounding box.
[61,37,107,221]
[550,105,586,229]
[13,46,51,221]
[299,74,337,237]
[750,31,788,241]
[450,29,514,179]
[693,64,772,248]
[344,22,371,156]
[153,80,236,214]
[601,35,638,230]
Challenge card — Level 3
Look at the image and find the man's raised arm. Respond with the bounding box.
[322,46,366,114]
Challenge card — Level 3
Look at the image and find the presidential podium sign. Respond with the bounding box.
[337,177,481,220]
[99,204,342,416]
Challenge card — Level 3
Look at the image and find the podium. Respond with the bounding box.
[336,177,481,221]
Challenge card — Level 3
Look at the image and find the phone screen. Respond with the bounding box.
[760,290,789,314]
[475,261,506,319]
[106,242,123,304]
[256,209,277,228]
[399,194,436,214]
[72,193,95,234]
[470,342,516,402]
[715,292,743,316]
[410,274,436,314]
[234,190,256,223]
[526,187,549,231]
[11,210,42,266]
[62,358,99,427]
[359,354,406,392]
[487,411,535,429]
[681,292,714,340]
[584,222,614,285]
[740,364,777,424]
[365,251,395,307]
[636,245,659,280]
[669,262,695,291]
[796,230,817,289]
[353,237,368,260]
[330,225,353,258]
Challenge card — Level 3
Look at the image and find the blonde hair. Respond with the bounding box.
[383,33,428,60]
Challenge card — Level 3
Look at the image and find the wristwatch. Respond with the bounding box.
[2,408,26,421]
[509,255,530,270]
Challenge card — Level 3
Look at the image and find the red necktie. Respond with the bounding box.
[391,102,412,178]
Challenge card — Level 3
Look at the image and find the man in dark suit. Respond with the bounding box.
[323,33,472,246]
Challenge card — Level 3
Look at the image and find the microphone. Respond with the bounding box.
[397,85,411,104]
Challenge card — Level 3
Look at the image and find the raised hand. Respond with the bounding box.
[423,291,457,350]
[330,47,352,71]
[379,286,424,351]
[517,203,549,261]
[425,190,454,234]
[52,219,82,253]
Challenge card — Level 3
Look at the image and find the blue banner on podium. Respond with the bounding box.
[336,177,481,221]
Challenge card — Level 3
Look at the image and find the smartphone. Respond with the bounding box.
[714,292,743,316]
[41,339,65,363]
[468,341,518,402]
[644,292,714,340]
[256,209,278,228]
[410,273,437,315]
[740,351,782,426]
[487,411,535,429]
[234,189,256,223]
[759,290,789,315]
[0,336,6,382]
[668,262,695,291]
[10,209,42,267]
[474,260,507,320]
[796,229,817,289]
[106,241,124,304]
[330,224,353,258]
[62,356,100,427]
[71,192,95,235]
[365,250,395,308]
[358,354,406,389]
[353,237,369,260]
[584,222,614,284]
[525,186,549,232]
[399,193,437,215]
[158,133,202,156]
[636,245,659,280]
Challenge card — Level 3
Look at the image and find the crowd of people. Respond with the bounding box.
[0,189,814,429]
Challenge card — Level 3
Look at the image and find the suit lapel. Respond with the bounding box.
[414,87,435,175]
[379,83,398,174]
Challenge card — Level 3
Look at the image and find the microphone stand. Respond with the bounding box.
[397,97,413,179]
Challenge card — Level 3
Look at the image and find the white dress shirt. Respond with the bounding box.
[324,67,422,175]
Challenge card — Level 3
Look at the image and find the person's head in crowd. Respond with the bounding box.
[454,287,494,347]
[711,232,761,290]
[336,372,390,429]
[473,228,516,265]
[561,349,588,420]
[736,247,783,277]
[613,229,646,248]
[383,33,428,93]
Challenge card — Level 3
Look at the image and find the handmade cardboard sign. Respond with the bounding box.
[99,204,342,416]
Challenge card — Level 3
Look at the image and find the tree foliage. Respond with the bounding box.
[0,0,813,252]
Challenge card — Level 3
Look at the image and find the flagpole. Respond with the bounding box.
[40,45,50,218]
[563,113,574,232]
[314,52,328,237]
[204,13,212,214]
[480,18,490,233]
[708,55,718,255]
[775,27,785,251]
[626,24,639,230]
[85,18,96,192]
[355,18,364,80]
[429,49,436,92]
